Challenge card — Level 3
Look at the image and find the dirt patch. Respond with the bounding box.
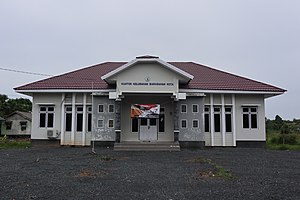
[75,169,108,178]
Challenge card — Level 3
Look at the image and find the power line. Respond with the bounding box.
[0,67,53,77]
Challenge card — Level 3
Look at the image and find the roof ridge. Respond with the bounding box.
[5,111,32,121]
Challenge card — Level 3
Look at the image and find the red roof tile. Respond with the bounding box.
[15,61,285,93]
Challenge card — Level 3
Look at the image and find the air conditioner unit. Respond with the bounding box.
[47,130,55,138]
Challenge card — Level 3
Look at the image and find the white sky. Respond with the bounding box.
[0,0,299,119]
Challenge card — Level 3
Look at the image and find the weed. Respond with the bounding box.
[213,163,234,179]
[189,157,235,180]
[0,136,31,149]
[98,155,116,161]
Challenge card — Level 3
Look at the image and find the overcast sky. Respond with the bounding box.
[0,0,299,119]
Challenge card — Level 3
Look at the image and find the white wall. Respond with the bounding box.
[111,62,182,96]
[31,93,62,140]
[235,94,266,141]
[203,93,266,146]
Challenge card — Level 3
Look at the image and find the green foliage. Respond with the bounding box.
[267,144,300,150]
[280,123,290,135]
[266,115,300,135]
[269,134,298,145]
[0,94,32,117]
[266,115,300,150]
[0,136,31,149]
[189,157,235,179]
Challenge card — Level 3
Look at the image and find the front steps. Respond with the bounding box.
[114,141,180,151]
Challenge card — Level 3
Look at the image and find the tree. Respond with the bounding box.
[0,94,9,117]
[274,115,284,130]
[280,123,290,135]
[0,94,32,117]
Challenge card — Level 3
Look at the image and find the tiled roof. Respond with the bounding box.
[15,61,285,93]
[5,111,32,121]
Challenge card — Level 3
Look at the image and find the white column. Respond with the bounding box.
[221,94,226,146]
[60,93,65,145]
[82,93,87,146]
[210,94,214,146]
[71,93,76,145]
[232,94,236,146]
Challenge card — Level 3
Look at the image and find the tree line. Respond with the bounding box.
[0,94,32,117]
[266,115,300,134]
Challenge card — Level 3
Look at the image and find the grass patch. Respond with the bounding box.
[86,152,116,161]
[267,144,300,150]
[98,155,116,161]
[213,163,234,179]
[188,157,235,179]
[267,132,300,150]
[0,136,31,149]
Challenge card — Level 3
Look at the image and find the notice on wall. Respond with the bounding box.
[131,104,160,118]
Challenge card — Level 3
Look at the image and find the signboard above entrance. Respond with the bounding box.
[131,104,160,118]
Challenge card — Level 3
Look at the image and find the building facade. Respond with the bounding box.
[1,111,32,136]
[15,56,285,148]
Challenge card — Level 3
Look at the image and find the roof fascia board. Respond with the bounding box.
[5,112,31,121]
[101,59,137,80]
[15,89,116,93]
[179,89,285,95]
[16,89,285,95]
[156,59,194,80]
[101,58,194,82]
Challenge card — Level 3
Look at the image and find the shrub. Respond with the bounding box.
[269,134,298,145]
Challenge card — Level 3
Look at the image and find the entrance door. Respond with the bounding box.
[140,118,158,141]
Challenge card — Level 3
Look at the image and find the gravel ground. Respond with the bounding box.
[0,146,299,200]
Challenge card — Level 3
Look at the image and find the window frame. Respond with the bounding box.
[87,106,92,132]
[192,104,199,113]
[76,106,83,132]
[5,121,12,130]
[131,118,139,133]
[65,106,72,132]
[97,119,104,128]
[214,106,221,132]
[158,107,165,133]
[242,107,258,129]
[192,119,199,128]
[98,104,104,113]
[204,106,210,132]
[39,106,54,128]
[225,106,232,133]
[20,121,27,131]
[181,119,187,129]
[108,119,114,128]
[108,104,115,113]
[181,104,187,113]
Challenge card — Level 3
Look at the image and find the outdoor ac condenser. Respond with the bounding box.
[47,130,58,138]
[47,130,54,138]
[47,130,60,139]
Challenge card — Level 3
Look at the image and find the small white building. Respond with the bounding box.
[1,111,32,136]
[15,56,285,148]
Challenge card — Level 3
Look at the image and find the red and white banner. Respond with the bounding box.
[131,104,160,118]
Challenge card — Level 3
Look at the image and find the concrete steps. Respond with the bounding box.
[114,141,180,151]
